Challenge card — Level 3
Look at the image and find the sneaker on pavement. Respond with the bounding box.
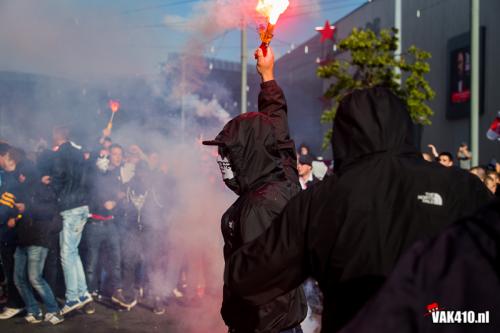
[90,290,102,301]
[78,292,93,308]
[83,301,96,315]
[25,312,43,324]
[111,289,137,310]
[172,287,184,298]
[44,312,64,325]
[153,297,165,315]
[0,307,23,319]
[59,300,81,315]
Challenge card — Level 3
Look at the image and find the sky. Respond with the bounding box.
[0,0,365,80]
[122,0,366,60]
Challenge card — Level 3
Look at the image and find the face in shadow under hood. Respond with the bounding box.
[332,86,417,172]
[204,112,284,195]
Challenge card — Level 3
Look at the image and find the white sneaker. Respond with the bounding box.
[24,312,43,323]
[78,292,93,308]
[0,307,23,319]
[44,312,64,325]
[172,288,184,298]
[59,300,81,315]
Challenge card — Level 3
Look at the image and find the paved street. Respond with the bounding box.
[0,296,225,333]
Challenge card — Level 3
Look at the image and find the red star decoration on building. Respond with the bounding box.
[315,20,336,43]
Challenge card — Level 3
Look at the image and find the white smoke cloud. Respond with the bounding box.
[0,0,327,331]
[184,94,231,124]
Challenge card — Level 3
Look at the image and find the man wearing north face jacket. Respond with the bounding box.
[202,46,307,333]
[225,87,493,332]
[339,199,500,333]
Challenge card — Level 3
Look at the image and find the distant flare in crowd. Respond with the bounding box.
[107,99,120,131]
[486,111,500,141]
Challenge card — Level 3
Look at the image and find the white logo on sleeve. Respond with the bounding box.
[417,192,443,206]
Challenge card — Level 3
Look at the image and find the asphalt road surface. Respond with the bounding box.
[0,296,225,333]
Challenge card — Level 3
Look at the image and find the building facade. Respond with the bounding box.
[276,0,500,164]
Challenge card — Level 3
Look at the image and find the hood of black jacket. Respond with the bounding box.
[213,112,284,194]
[332,86,417,171]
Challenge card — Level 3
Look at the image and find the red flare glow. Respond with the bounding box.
[256,0,289,57]
[256,0,289,25]
[108,100,120,113]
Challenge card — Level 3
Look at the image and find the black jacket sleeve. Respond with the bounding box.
[226,190,310,306]
[258,80,300,185]
[258,80,291,145]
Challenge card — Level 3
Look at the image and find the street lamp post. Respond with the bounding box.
[470,0,480,165]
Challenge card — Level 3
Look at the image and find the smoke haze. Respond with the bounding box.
[0,0,329,331]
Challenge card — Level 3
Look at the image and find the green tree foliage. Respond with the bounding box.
[317,28,435,148]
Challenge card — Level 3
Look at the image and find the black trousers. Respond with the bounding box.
[0,243,24,308]
[43,243,64,299]
[0,256,5,284]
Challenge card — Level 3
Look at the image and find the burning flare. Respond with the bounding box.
[106,99,120,130]
[256,0,289,25]
[108,100,120,113]
[256,0,289,56]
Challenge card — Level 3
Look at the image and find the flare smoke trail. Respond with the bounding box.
[0,1,236,332]
[0,0,327,331]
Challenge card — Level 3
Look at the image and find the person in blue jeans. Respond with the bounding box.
[0,145,25,320]
[50,126,92,315]
[10,158,63,324]
[14,246,63,325]
[82,143,135,314]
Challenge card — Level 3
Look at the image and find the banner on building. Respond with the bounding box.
[446,28,485,120]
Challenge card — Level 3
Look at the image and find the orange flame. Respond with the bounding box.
[108,100,120,113]
[256,0,289,24]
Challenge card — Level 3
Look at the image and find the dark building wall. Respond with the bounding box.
[403,0,500,163]
[276,0,500,162]
[275,46,325,156]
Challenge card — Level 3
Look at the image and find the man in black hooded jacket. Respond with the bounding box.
[203,46,306,333]
[225,87,493,332]
[339,199,500,333]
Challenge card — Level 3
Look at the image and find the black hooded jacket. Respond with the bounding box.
[51,141,89,211]
[2,161,60,248]
[17,181,61,249]
[214,80,306,332]
[340,199,500,333]
[88,166,124,219]
[0,170,21,246]
[225,87,493,332]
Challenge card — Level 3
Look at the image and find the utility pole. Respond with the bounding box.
[470,0,480,165]
[394,0,402,85]
[241,20,248,114]
[181,56,186,142]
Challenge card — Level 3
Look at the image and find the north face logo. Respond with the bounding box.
[417,192,443,206]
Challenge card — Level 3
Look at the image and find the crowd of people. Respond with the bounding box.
[423,142,499,195]
[0,43,499,333]
[0,125,181,326]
